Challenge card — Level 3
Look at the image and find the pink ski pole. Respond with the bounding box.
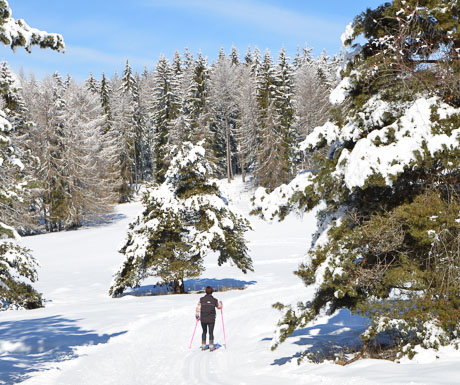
[221,308,227,349]
[189,319,199,349]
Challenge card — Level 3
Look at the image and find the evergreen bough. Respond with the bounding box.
[0,1,64,310]
[253,0,460,361]
[110,141,253,297]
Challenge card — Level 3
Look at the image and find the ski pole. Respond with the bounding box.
[189,319,199,349]
[221,308,227,349]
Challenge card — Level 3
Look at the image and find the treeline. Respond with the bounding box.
[1,45,339,234]
[84,45,339,191]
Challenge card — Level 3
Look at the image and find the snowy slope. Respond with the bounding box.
[1,178,459,385]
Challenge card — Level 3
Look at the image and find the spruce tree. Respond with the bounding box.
[109,70,137,201]
[255,50,288,189]
[188,52,210,142]
[152,55,181,182]
[85,72,100,94]
[254,0,460,360]
[100,72,111,122]
[274,48,295,180]
[0,0,64,310]
[109,141,253,297]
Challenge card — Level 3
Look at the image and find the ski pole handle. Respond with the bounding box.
[189,319,199,349]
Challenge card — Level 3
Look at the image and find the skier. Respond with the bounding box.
[195,286,222,351]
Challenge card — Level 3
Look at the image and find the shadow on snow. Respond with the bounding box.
[0,315,126,384]
[79,212,127,228]
[269,309,368,365]
[122,278,257,297]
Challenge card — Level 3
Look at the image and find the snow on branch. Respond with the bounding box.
[0,0,65,52]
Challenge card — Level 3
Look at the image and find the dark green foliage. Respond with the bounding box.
[110,142,253,297]
[0,241,42,310]
[269,0,460,361]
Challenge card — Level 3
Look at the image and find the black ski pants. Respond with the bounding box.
[201,321,215,344]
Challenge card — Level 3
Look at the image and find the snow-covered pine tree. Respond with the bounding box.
[250,47,262,77]
[109,70,137,201]
[255,50,288,189]
[188,53,211,144]
[100,72,111,124]
[169,51,193,147]
[254,0,460,360]
[0,0,64,53]
[292,44,313,70]
[274,48,296,179]
[122,61,143,189]
[152,55,181,183]
[230,45,240,66]
[244,46,253,66]
[29,72,69,232]
[0,62,36,232]
[109,141,253,297]
[0,0,64,310]
[135,68,155,180]
[85,72,100,94]
[0,75,41,310]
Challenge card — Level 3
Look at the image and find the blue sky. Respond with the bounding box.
[2,0,385,81]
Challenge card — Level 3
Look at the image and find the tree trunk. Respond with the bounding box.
[226,120,231,183]
[173,278,185,294]
[134,146,138,192]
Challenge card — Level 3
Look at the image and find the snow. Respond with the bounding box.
[341,23,355,46]
[329,77,353,105]
[252,172,314,222]
[335,97,459,189]
[0,2,65,53]
[302,96,460,190]
[0,177,459,385]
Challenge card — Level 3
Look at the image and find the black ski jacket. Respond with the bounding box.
[198,294,219,323]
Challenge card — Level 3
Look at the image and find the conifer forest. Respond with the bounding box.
[1,0,459,382]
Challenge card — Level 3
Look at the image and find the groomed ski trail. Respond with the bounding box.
[2,178,458,385]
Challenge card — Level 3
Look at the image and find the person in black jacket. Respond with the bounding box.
[195,286,222,351]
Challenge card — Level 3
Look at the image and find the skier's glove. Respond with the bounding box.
[218,300,223,309]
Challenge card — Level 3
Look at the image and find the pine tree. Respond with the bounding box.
[85,72,100,94]
[0,0,64,310]
[109,68,138,201]
[244,46,253,66]
[274,48,295,179]
[109,141,253,297]
[250,47,262,77]
[186,53,214,161]
[189,53,210,137]
[35,73,69,232]
[230,45,240,66]
[0,0,65,53]
[152,55,181,182]
[100,72,111,121]
[254,0,460,360]
[255,50,288,189]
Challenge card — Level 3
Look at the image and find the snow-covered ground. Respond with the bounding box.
[1,178,458,385]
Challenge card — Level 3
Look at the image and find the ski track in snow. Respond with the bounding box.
[1,178,459,385]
